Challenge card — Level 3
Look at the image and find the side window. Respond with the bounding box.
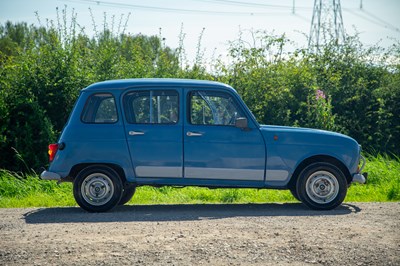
[189,91,245,126]
[124,90,179,124]
[81,93,118,123]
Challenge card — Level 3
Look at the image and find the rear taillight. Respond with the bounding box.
[48,143,59,162]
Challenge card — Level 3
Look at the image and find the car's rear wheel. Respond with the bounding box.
[118,185,136,205]
[289,186,300,201]
[73,165,122,212]
[296,162,347,210]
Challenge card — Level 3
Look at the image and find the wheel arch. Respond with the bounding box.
[69,163,127,184]
[288,155,352,189]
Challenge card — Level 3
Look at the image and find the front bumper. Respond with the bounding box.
[40,170,61,181]
[352,173,368,184]
[351,155,367,184]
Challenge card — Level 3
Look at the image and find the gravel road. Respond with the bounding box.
[0,202,399,265]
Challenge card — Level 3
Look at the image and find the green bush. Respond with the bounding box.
[0,14,183,171]
[0,10,399,172]
[216,31,399,155]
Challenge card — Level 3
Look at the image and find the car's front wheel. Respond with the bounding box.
[73,165,123,212]
[296,162,347,210]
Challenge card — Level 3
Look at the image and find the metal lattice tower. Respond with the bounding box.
[308,0,345,52]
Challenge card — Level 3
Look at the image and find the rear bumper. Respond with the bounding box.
[40,170,61,181]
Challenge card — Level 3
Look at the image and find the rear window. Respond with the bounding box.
[81,93,118,123]
[123,90,179,124]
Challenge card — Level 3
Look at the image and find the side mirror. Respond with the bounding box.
[235,117,250,130]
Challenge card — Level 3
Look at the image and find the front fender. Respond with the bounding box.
[260,125,360,186]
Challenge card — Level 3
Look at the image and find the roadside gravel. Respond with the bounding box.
[0,202,399,265]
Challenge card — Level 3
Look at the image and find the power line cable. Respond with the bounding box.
[192,0,311,10]
[61,0,289,16]
[361,10,399,32]
[198,1,398,32]
[343,8,399,32]
[192,0,293,9]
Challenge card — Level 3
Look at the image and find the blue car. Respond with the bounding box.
[41,79,367,212]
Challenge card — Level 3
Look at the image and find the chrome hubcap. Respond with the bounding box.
[306,171,339,204]
[81,173,114,206]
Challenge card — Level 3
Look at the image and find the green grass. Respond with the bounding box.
[346,154,400,202]
[0,154,399,208]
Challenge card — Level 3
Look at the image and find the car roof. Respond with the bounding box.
[82,78,234,92]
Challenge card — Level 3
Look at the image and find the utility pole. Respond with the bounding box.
[308,0,345,52]
[292,0,295,14]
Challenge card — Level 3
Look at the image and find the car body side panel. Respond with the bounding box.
[124,123,183,178]
[183,125,266,181]
[49,90,136,182]
[183,87,266,181]
[260,125,360,186]
[122,87,184,179]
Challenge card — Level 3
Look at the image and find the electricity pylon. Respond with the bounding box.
[308,0,345,52]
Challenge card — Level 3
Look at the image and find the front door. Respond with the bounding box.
[184,89,265,181]
[123,88,183,178]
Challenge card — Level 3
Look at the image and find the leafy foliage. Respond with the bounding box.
[215,30,399,155]
[305,89,337,131]
[0,10,399,171]
[0,13,183,170]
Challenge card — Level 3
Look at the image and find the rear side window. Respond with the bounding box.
[81,93,118,123]
[124,90,179,124]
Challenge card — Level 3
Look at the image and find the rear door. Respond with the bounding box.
[123,88,183,178]
[184,89,266,181]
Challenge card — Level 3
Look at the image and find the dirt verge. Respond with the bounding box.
[1,202,399,265]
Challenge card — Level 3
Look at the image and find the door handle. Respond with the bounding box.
[187,131,203,137]
[129,131,145,136]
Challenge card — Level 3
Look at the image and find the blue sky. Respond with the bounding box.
[1,0,399,63]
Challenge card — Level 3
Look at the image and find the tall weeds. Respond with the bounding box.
[0,7,399,172]
[0,155,398,206]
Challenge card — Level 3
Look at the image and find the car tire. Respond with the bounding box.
[296,162,347,210]
[289,186,300,201]
[118,186,136,205]
[73,165,123,212]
